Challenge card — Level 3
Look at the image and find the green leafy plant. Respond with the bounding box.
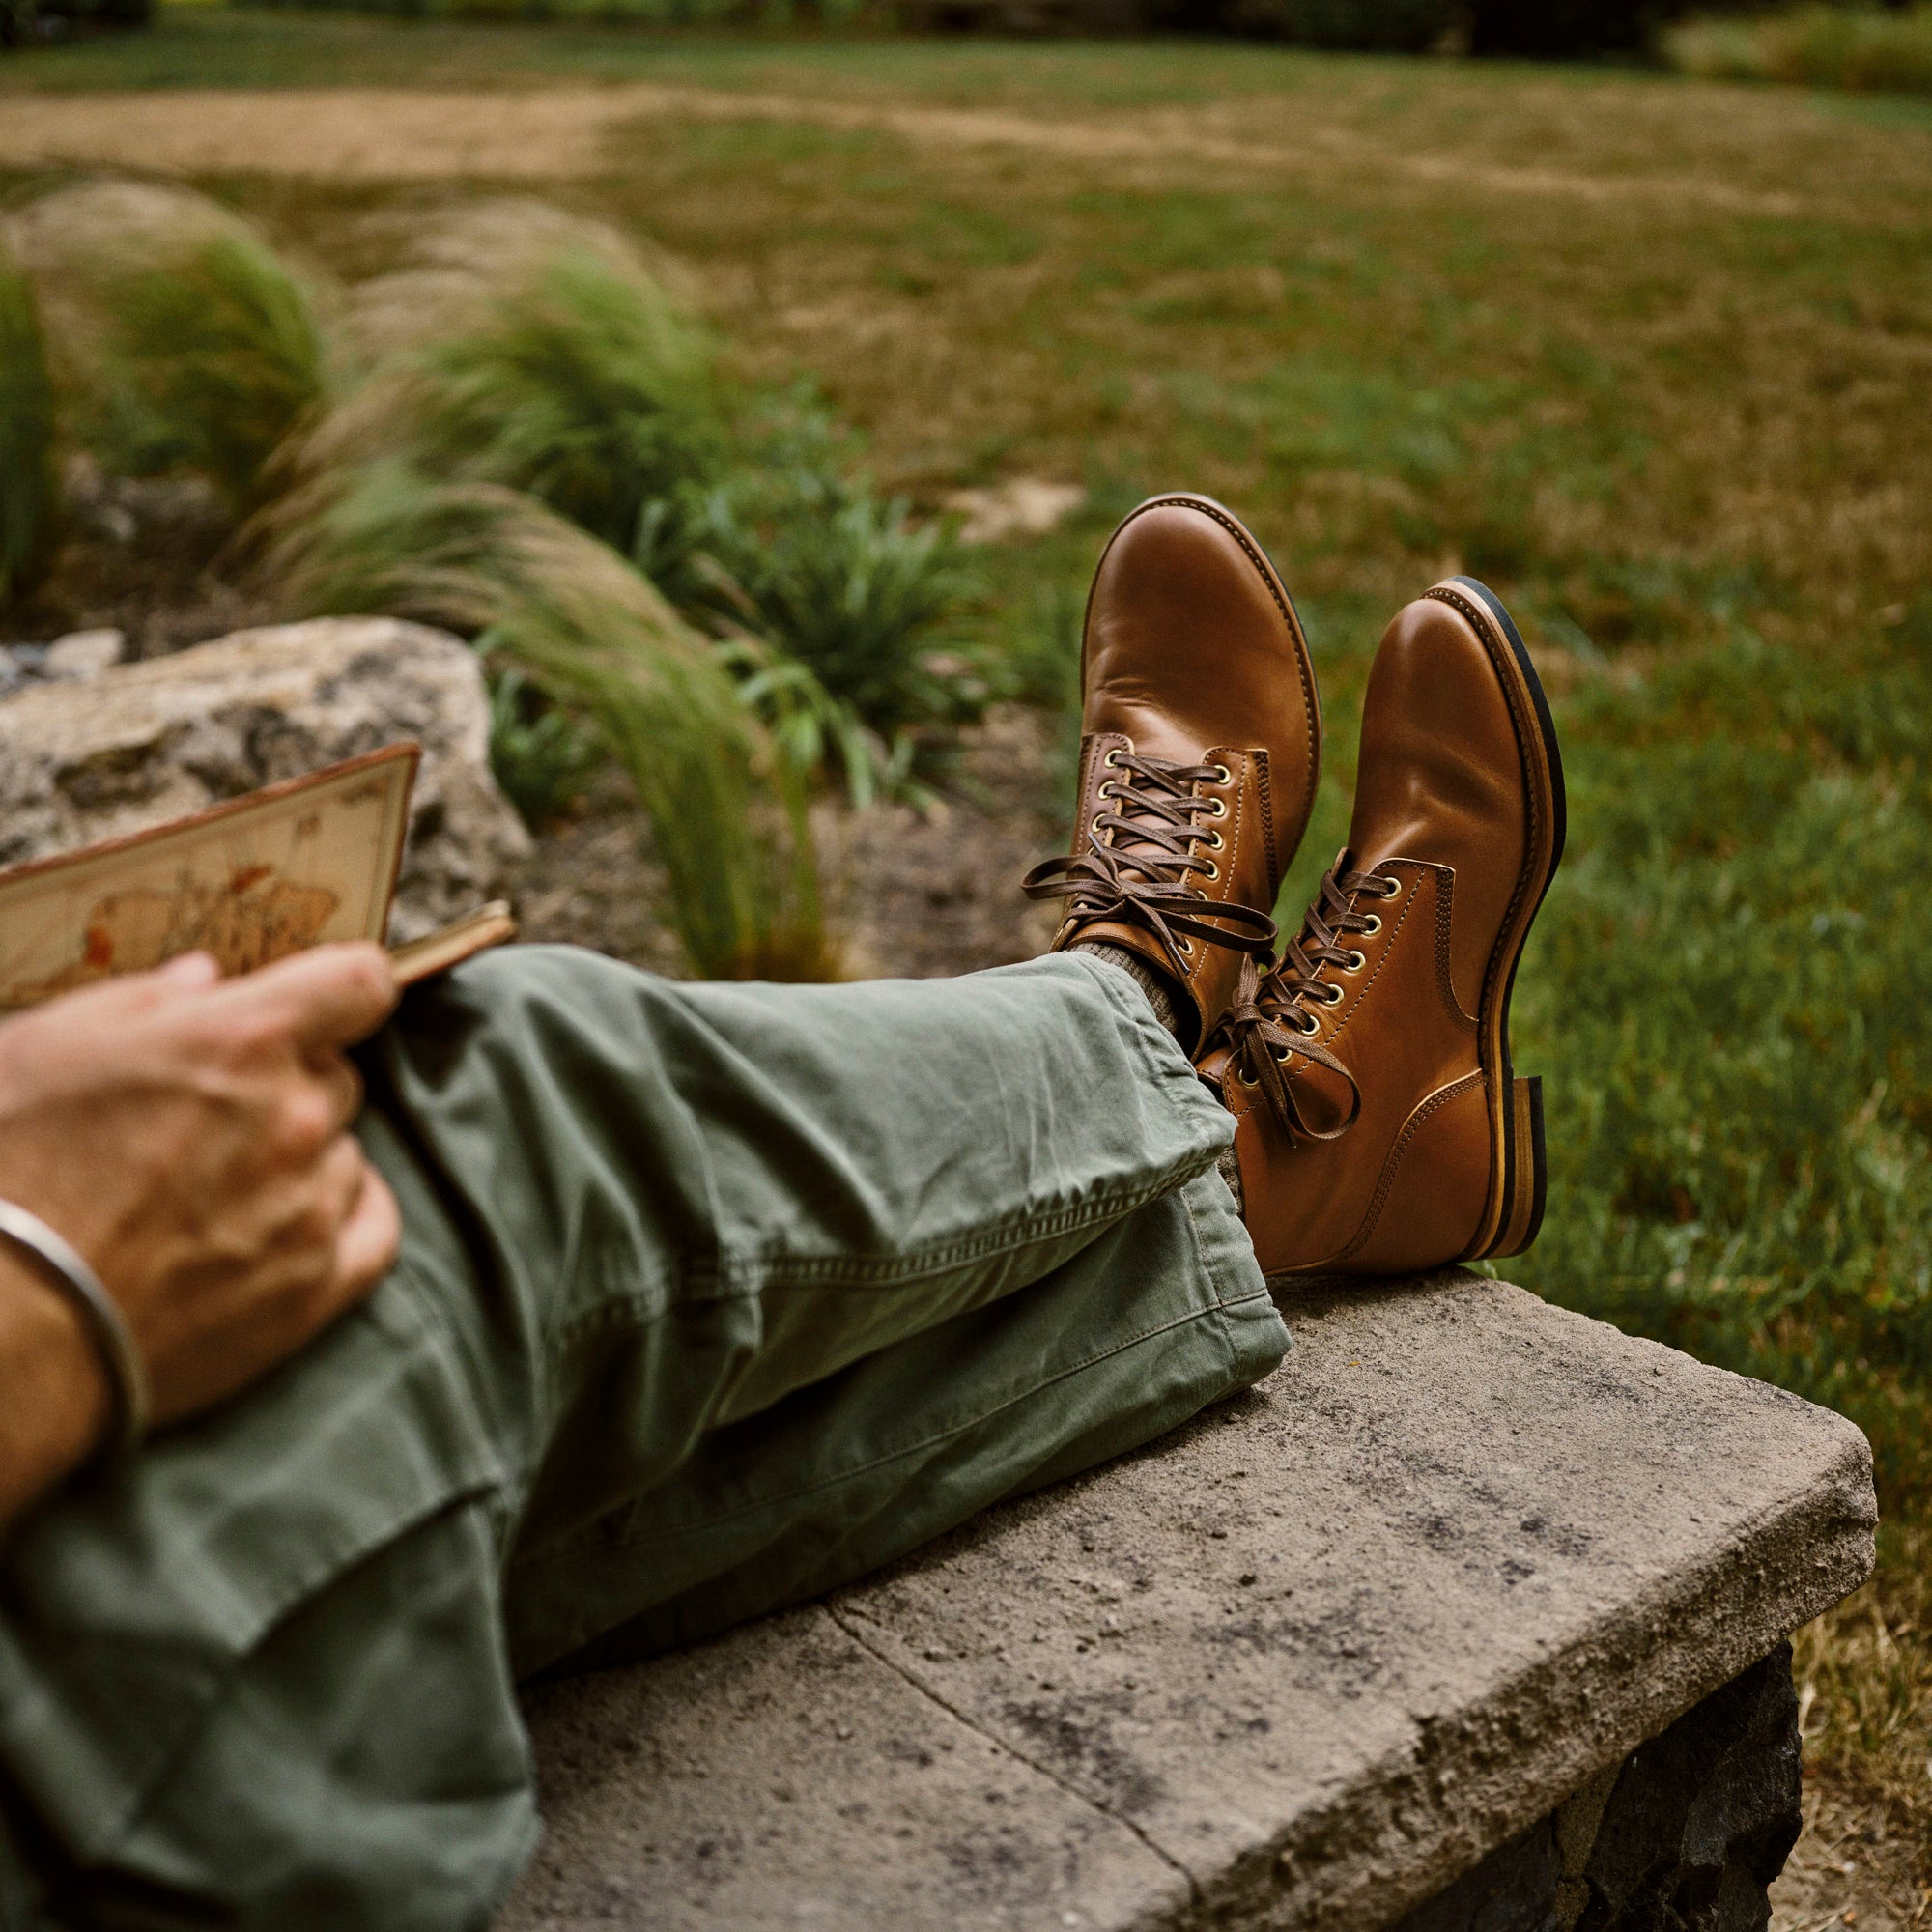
[255,463,837,981]
[691,468,984,767]
[9,183,328,513]
[713,629,916,811]
[627,469,979,799]
[0,243,57,609]
[486,666,606,832]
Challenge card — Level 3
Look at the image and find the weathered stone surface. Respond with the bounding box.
[42,628,129,679]
[0,617,530,943]
[498,1273,1874,1932]
[1389,1644,1800,1932]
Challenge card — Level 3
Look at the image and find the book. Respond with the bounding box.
[0,744,516,1013]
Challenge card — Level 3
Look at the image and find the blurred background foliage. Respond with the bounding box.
[6,0,1932,91]
[0,185,984,976]
[0,1,1928,1874]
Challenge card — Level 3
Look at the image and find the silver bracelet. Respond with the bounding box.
[0,1197,150,1458]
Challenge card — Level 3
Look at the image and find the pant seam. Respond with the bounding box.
[548,1149,1229,1341]
[512,1284,1281,1567]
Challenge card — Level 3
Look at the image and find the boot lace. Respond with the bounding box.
[1022,751,1276,984]
[1214,857,1397,1141]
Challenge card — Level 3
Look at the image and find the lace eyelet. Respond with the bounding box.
[1206,797,1227,820]
[1323,982,1346,1006]
[1090,814,1106,839]
[1271,1046,1293,1065]
[1237,1068,1257,1086]
[1211,763,1233,786]
[1178,937,1195,957]
[1206,830,1224,851]
[1297,1011,1321,1035]
[1359,914,1382,937]
[1202,860,1220,882]
[1342,949,1366,974]
[1102,749,1122,768]
[1378,876,1402,900]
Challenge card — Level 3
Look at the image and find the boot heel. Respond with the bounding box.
[1487,1076,1548,1260]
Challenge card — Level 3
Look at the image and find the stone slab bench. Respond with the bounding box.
[498,1272,1876,1931]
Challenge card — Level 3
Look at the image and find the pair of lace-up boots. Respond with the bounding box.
[1024,494,1567,1279]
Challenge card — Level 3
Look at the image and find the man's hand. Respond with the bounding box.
[0,945,401,1443]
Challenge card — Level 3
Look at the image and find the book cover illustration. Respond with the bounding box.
[0,747,418,1012]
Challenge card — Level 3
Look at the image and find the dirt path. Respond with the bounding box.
[0,80,1897,225]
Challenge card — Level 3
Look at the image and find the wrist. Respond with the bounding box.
[0,1245,113,1531]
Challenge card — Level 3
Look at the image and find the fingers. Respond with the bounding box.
[207,943,399,1054]
[17,950,222,1032]
[307,1052,365,1137]
[327,1160,402,1312]
[154,952,223,991]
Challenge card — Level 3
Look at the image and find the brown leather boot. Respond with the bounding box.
[1197,577,1566,1275]
[1023,493,1321,1052]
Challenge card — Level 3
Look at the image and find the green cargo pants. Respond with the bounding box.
[0,946,1286,1931]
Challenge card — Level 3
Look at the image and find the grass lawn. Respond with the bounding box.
[6,8,1932,1903]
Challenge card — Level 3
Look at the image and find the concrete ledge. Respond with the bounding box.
[500,1272,1876,1931]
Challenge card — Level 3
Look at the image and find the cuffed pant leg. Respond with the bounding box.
[512,1166,1283,1670]
[368,946,1246,1558]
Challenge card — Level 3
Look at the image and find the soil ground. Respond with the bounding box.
[513,707,1063,984]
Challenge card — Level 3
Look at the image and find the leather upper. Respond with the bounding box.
[1200,582,1557,1275]
[1346,593,1528,1018]
[1037,495,1321,1050]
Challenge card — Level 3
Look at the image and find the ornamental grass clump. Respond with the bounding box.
[317,211,980,789]
[714,473,980,751]
[8,182,330,514]
[255,463,836,982]
[0,244,57,608]
[314,202,724,550]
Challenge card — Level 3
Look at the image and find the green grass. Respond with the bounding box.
[3,8,1929,1855]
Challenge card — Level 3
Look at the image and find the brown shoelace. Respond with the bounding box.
[1214,857,1397,1141]
[1021,751,1277,984]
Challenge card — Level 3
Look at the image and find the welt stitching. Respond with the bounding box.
[1218,760,1249,922]
[1333,1071,1486,1264]
[1433,867,1477,1028]
[1253,749,1280,897]
[521,1285,1283,1563]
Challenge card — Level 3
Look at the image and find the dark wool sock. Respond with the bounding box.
[1215,1142,1246,1218]
[1072,940,1184,1039]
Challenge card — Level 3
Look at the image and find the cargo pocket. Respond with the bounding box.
[0,1261,511,1875]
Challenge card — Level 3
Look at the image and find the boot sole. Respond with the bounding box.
[1421,577,1566,1264]
[1092,493,1324,867]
